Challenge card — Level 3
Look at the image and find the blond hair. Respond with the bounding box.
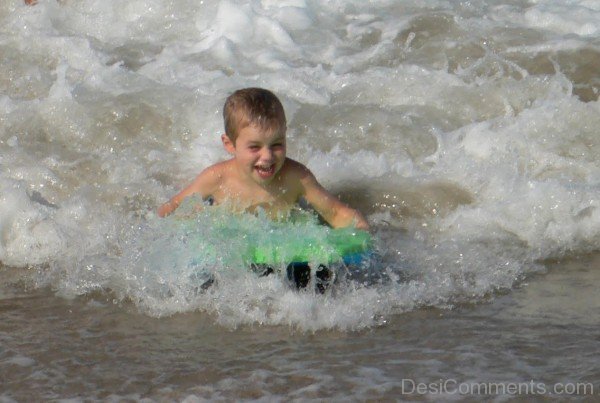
[223,88,287,144]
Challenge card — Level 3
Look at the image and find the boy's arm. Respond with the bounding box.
[157,166,220,217]
[299,166,369,230]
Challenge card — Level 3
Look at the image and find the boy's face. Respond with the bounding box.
[222,123,286,186]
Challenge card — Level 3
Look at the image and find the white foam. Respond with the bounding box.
[433,95,600,259]
[489,0,600,37]
[0,179,65,266]
[524,0,600,36]
[306,146,413,185]
[1,0,599,330]
[5,355,36,367]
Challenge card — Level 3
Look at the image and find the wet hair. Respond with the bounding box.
[223,88,287,144]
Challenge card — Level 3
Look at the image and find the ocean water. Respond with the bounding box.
[1,0,599,400]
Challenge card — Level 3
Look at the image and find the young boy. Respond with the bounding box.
[158,87,369,231]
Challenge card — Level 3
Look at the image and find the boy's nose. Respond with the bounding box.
[260,147,274,161]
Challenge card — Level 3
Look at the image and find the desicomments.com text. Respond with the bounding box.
[401,379,595,396]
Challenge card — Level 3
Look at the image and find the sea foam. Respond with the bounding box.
[0,0,598,330]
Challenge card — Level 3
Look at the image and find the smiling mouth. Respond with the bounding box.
[255,164,276,178]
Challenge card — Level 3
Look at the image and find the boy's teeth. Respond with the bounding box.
[256,164,275,177]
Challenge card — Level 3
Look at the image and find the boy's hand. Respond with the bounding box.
[158,201,177,217]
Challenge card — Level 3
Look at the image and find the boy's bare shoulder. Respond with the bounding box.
[281,158,312,178]
[278,159,321,200]
[281,158,319,188]
[193,160,233,193]
[200,159,231,178]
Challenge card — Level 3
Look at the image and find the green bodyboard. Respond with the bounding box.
[247,227,373,265]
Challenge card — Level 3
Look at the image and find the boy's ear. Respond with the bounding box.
[221,134,235,154]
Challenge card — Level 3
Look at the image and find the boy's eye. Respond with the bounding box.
[249,145,261,151]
